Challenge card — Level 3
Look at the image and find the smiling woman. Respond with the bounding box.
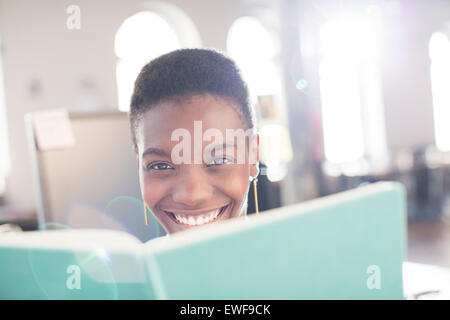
[129,49,260,235]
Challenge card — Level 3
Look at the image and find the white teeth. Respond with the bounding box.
[172,207,224,226]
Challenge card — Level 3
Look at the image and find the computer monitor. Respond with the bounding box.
[25,111,164,242]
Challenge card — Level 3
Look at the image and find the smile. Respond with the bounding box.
[163,204,229,226]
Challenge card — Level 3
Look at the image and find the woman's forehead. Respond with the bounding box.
[137,94,247,146]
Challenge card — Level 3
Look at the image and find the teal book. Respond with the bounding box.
[0,182,407,299]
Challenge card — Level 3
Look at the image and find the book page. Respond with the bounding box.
[0,229,142,251]
[0,229,148,293]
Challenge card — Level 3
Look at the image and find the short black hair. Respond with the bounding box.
[129,48,254,152]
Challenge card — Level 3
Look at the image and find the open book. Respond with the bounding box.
[0,182,407,299]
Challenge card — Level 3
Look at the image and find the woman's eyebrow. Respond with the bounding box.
[207,143,237,153]
[142,144,236,159]
[142,147,170,158]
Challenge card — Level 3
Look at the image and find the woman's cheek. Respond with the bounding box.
[220,165,250,206]
[227,175,249,198]
[142,176,168,207]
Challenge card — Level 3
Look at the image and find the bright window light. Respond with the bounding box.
[259,124,293,165]
[227,17,292,181]
[319,11,387,167]
[115,11,181,111]
[227,16,281,100]
[429,32,450,152]
[319,59,365,163]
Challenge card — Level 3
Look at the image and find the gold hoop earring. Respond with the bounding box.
[144,204,149,226]
[253,178,259,215]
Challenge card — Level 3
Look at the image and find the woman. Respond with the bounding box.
[129,48,259,235]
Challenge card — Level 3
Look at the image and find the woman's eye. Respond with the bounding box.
[147,162,174,171]
[206,157,233,167]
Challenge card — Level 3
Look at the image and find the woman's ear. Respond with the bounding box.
[249,133,260,179]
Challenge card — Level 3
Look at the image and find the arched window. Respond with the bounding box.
[227,16,292,182]
[429,31,450,152]
[0,37,10,195]
[319,10,387,174]
[115,11,181,112]
[227,16,281,101]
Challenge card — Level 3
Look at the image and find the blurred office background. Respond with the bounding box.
[0,0,449,265]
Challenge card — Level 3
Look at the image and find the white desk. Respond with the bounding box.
[403,261,450,299]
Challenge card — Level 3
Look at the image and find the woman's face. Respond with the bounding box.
[135,94,259,234]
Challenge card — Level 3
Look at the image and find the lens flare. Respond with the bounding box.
[296,79,308,90]
[104,196,164,242]
[26,240,119,299]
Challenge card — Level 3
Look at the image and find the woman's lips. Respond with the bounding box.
[162,204,229,227]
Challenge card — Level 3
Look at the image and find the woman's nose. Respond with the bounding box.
[171,167,214,207]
